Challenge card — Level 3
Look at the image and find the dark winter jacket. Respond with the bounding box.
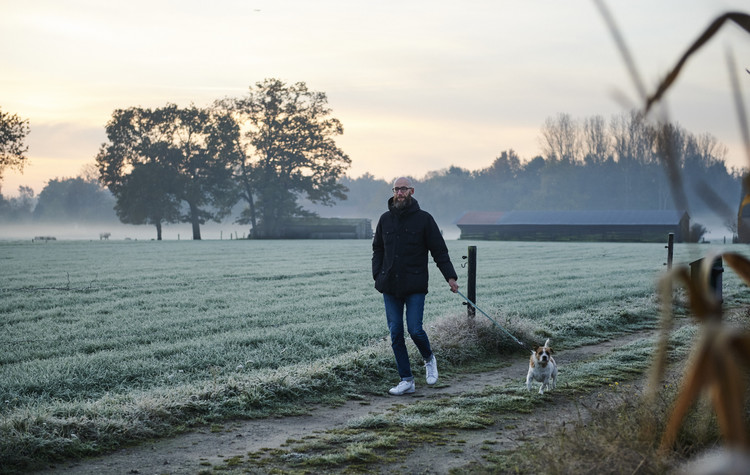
[372,197,457,297]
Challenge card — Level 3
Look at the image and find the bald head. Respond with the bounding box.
[392,177,414,209]
[393,177,413,189]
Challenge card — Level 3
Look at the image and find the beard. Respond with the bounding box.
[393,195,412,210]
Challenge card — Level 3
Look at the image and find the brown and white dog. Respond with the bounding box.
[526,339,557,395]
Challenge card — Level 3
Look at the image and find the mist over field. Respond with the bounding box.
[0,215,728,243]
[0,222,463,242]
[0,222,252,241]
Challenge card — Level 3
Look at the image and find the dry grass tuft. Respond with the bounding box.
[482,380,691,474]
[428,312,534,365]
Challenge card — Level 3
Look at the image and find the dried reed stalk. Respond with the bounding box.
[596,0,750,453]
[654,254,750,451]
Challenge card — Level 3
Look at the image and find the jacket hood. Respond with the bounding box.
[388,196,420,216]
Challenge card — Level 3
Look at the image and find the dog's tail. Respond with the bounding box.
[544,338,550,347]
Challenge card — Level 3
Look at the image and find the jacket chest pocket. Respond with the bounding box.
[403,229,422,246]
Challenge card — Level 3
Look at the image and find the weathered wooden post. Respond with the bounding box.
[665,233,674,270]
[690,256,724,303]
[466,246,476,318]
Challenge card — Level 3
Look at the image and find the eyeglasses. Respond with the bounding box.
[392,186,412,193]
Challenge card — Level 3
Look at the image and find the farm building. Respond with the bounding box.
[455,210,689,242]
[254,217,373,239]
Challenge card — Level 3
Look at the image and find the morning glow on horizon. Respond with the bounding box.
[2,0,750,196]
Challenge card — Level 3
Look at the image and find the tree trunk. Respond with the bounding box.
[155,221,162,241]
[189,202,202,240]
[240,179,257,238]
[248,194,257,238]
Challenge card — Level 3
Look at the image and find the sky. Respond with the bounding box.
[2,0,750,197]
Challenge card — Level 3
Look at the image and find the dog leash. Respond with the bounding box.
[456,290,533,353]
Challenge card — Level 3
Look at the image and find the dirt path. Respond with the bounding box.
[37,330,667,474]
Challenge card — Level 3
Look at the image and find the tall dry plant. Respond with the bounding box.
[596,1,750,452]
[654,253,750,450]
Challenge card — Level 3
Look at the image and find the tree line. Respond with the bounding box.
[1,92,745,239]
[306,112,744,235]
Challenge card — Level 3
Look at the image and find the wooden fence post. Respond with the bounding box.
[665,233,674,270]
[467,245,476,318]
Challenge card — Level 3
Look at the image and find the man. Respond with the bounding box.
[372,177,459,395]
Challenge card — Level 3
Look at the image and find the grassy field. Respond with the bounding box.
[2,238,750,471]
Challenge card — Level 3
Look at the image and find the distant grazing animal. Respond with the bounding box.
[526,338,558,395]
[99,232,111,240]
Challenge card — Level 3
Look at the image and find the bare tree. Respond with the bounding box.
[582,115,611,162]
[610,110,655,165]
[695,132,728,166]
[79,163,102,183]
[539,113,580,163]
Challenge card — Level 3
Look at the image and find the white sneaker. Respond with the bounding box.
[425,355,438,385]
[388,380,415,395]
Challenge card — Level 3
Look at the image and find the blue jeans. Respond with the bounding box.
[384,293,433,381]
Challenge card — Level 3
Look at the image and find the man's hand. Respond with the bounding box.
[448,278,459,293]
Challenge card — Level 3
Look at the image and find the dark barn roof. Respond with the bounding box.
[456,210,689,242]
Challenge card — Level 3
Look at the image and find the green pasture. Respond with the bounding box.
[1,239,749,470]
